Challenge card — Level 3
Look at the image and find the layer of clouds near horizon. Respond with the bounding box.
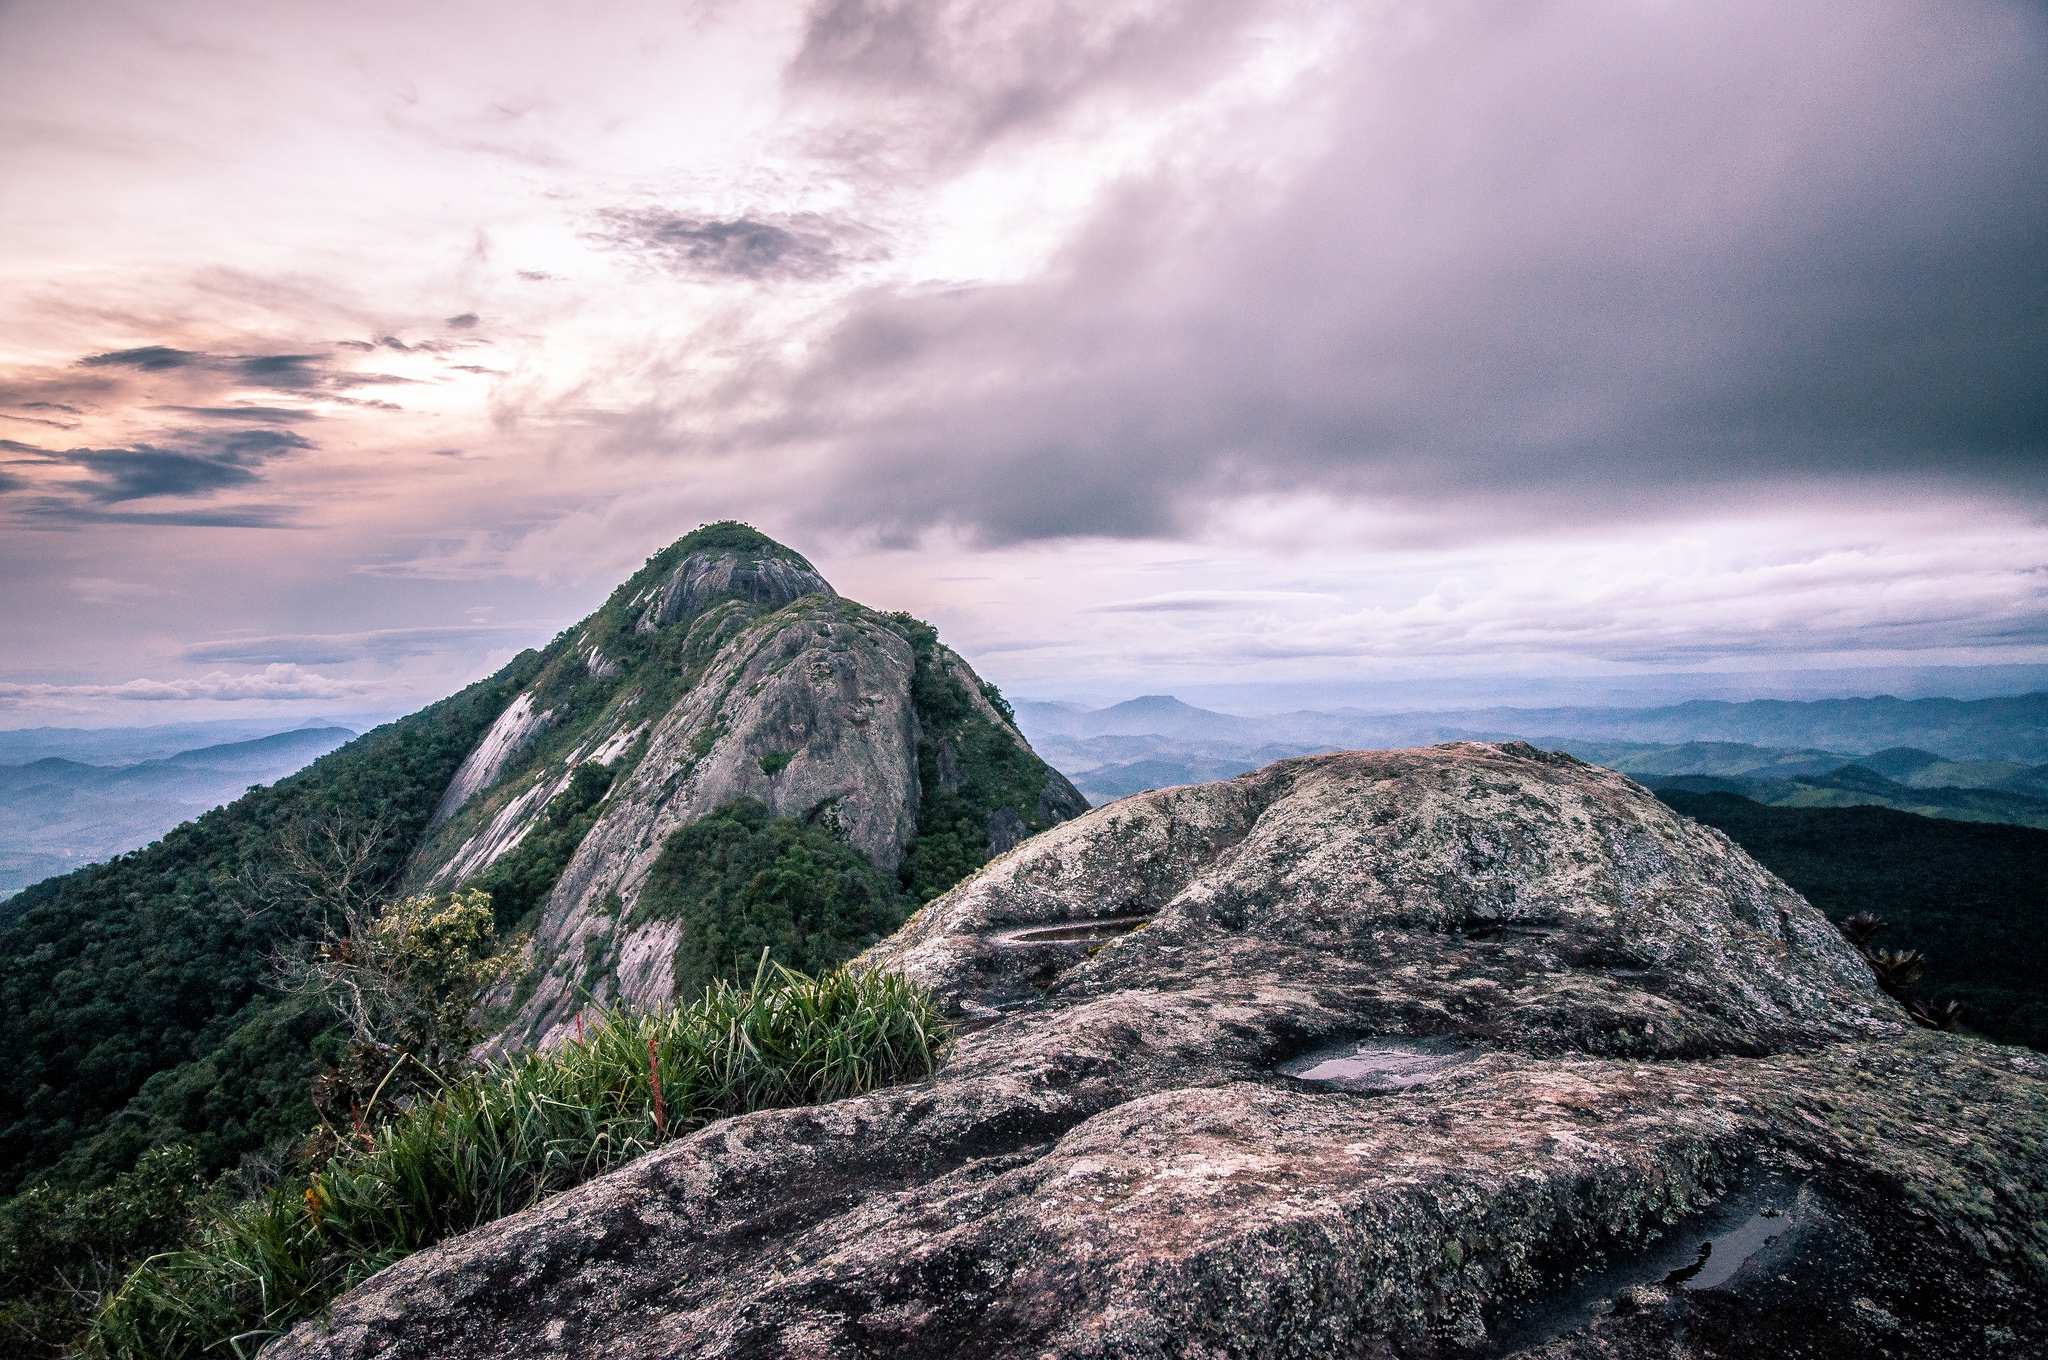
[0,0,2045,712]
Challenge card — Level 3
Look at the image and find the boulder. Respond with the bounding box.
[272,744,2048,1359]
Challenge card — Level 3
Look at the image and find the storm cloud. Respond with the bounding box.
[59,428,311,503]
[751,0,2048,543]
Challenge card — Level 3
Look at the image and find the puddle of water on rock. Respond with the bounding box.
[990,915,1154,947]
[1278,1036,1477,1093]
[1488,1176,1807,1354]
[1463,924,1557,943]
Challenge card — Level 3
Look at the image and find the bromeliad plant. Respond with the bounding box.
[1835,912,1960,1032]
[88,961,946,1360]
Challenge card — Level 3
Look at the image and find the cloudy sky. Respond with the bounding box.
[2,0,2044,723]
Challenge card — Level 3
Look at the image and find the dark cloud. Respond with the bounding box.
[21,402,81,414]
[757,0,2048,544]
[14,499,296,528]
[231,353,328,389]
[592,210,866,280]
[0,470,23,493]
[445,313,479,328]
[79,346,200,371]
[56,427,311,503]
[68,343,387,395]
[155,405,319,422]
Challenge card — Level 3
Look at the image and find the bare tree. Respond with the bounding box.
[237,812,392,927]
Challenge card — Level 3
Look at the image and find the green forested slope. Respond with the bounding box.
[1659,790,2048,1050]
[0,653,541,1195]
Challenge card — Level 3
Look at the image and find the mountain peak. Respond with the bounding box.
[659,521,817,572]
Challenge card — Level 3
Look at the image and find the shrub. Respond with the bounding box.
[0,1146,214,1360]
[634,799,905,999]
[284,888,526,1130]
[88,963,944,1360]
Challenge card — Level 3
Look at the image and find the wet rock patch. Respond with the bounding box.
[1278,1035,1479,1092]
[990,914,1154,947]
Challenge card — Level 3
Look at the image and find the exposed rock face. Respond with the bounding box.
[278,745,2048,1359]
[431,692,551,825]
[632,551,832,632]
[510,596,927,1040]
[408,523,1085,1047]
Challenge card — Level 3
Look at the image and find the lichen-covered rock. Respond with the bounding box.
[274,745,2048,1360]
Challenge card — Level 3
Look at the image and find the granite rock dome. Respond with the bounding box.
[277,744,2048,1360]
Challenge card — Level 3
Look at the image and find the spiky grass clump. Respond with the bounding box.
[88,963,945,1360]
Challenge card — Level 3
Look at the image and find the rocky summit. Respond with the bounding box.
[275,743,2048,1359]
[408,521,1087,1047]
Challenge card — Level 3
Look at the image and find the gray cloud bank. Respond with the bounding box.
[593,211,876,280]
[749,0,2048,544]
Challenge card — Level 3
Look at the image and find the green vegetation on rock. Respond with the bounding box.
[469,762,617,935]
[890,613,1086,905]
[1660,789,2048,1050]
[635,799,904,1000]
[87,965,944,1360]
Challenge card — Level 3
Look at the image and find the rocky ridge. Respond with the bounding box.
[275,743,2048,1359]
[408,522,1085,1046]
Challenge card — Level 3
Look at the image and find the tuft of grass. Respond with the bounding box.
[87,963,945,1360]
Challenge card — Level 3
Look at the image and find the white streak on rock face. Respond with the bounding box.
[613,920,684,1010]
[433,773,566,885]
[582,723,644,768]
[432,693,552,826]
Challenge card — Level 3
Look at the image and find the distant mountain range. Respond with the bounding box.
[0,715,392,766]
[1015,692,2048,829]
[0,726,356,896]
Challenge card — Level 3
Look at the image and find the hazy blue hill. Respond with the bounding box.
[1553,739,1851,779]
[0,717,391,766]
[1017,691,2048,823]
[1646,765,2048,830]
[1014,695,1265,740]
[1659,790,2048,1050]
[1020,690,2048,764]
[1514,692,2048,762]
[0,727,357,898]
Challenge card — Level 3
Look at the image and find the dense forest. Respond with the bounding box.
[1659,790,2048,1051]
[0,654,542,1198]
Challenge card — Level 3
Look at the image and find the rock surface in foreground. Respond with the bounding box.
[273,745,2048,1359]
